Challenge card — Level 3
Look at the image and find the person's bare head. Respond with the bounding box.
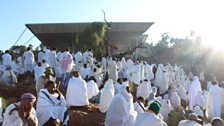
[72,71,80,77]
[211,117,224,126]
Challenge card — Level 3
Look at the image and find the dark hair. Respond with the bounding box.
[45,81,55,88]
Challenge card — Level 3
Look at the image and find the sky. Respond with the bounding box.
[0,0,223,51]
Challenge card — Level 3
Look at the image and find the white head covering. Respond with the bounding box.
[193,106,204,117]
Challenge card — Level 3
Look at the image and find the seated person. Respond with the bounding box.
[2,93,37,126]
[135,101,167,126]
[66,71,89,108]
[36,81,68,126]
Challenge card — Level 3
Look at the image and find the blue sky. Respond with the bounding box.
[0,0,223,51]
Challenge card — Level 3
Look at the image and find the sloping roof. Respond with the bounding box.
[26,22,154,51]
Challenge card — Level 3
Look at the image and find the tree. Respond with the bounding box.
[74,22,107,57]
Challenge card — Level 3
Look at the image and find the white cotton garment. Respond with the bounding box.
[66,76,89,106]
[99,79,114,113]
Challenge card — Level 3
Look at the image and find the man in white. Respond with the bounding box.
[135,101,167,126]
[66,71,89,107]
[206,80,223,120]
[99,79,114,113]
[134,97,146,113]
[144,62,154,81]
[23,47,35,73]
[189,76,202,110]
[0,66,17,84]
[37,49,45,63]
[114,78,123,95]
[48,48,58,72]
[3,93,38,126]
[87,76,99,100]
[74,50,82,65]
[36,81,68,126]
[170,92,181,108]
[82,50,89,64]
[137,79,152,100]
[108,58,118,82]
[59,48,73,74]
[105,85,137,126]
[79,63,91,79]
[34,62,45,82]
[2,50,11,67]
[178,113,201,126]
[129,62,141,85]
[160,97,173,122]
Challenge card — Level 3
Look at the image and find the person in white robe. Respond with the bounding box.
[134,97,146,113]
[48,48,58,71]
[23,47,35,73]
[36,81,68,126]
[87,77,99,100]
[99,79,114,113]
[178,113,201,126]
[189,76,202,110]
[135,101,167,126]
[114,78,123,95]
[105,85,137,126]
[108,58,118,82]
[87,49,94,66]
[0,66,17,84]
[2,50,11,67]
[36,67,55,95]
[136,80,152,100]
[211,117,224,126]
[121,57,127,70]
[59,49,73,74]
[195,91,205,109]
[176,84,188,102]
[37,49,45,63]
[206,81,223,120]
[101,57,107,71]
[0,97,4,123]
[2,93,38,126]
[129,63,141,85]
[170,92,181,108]
[11,59,24,75]
[82,50,89,64]
[74,50,82,65]
[34,62,45,82]
[144,62,154,81]
[91,68,103,87]
[160,98,173,122]
[79,63,91,79]
[66,71,89,107]
[127,59,134,70]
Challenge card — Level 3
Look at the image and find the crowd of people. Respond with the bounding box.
[0,46,223,126]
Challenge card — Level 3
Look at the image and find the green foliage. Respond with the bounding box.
[73,22,107,57]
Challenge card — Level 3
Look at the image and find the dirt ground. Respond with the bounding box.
[0,77,106,126]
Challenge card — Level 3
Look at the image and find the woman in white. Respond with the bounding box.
[99,79,114,113]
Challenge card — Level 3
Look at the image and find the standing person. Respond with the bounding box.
[59,48,73,75]
[59,48,73,89]
[2,50,11,67]
[74,50,82,65]
[36,81,68,126]
[37,49,45,63]
[105,86,137,126]
[23,47,35,75]
[2,93,38,126]
[189,76,202,110]
[48,48,58,72]
[108,58,118,82]
[206,81,223,120]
